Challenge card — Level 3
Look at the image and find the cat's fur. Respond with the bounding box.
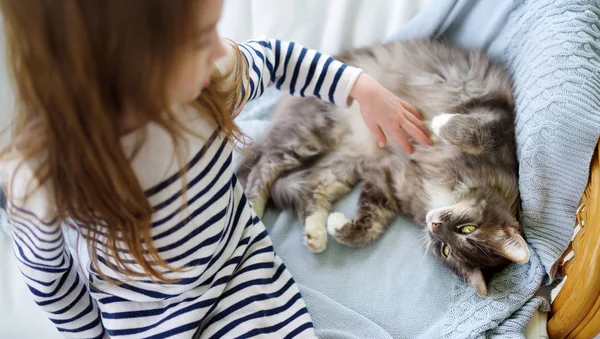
[238,40,529,296]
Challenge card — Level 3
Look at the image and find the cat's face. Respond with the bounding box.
[425,199,529,296]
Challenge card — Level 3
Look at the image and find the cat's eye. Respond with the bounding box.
[460,225,476,234]
[442,244,451,257]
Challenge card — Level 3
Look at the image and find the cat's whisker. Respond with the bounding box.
[471,241,492,260]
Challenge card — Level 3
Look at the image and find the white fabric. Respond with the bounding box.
[218,0,430,55]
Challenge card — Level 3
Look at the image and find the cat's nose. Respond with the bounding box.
[431,222,441,232]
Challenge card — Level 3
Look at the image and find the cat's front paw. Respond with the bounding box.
[326,212,351,236]
[431,113,459,141]
[304,211,328,253]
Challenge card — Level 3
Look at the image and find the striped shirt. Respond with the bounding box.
[2,38,361,339]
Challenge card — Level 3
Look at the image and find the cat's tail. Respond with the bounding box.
[270,170,309,212]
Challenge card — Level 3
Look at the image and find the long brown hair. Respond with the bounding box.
[0,0,248,283]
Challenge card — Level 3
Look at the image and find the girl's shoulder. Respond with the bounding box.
[1,146,56,220]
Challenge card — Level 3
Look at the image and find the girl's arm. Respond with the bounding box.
[237,37,361,107]
[223,37,431,153]
[5,167,105,339]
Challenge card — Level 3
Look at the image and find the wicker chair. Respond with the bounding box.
[548,144,600,339]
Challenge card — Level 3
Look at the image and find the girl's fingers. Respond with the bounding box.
[384,123,413,154]
[404,113,432,145]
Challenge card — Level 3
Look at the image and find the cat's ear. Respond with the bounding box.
[465,268,487,297]
[491,228,530,264]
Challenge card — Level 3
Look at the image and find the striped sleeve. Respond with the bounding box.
[5,166,105,338]
[237,37,363,106]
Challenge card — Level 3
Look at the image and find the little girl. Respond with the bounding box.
[0,0,430,338]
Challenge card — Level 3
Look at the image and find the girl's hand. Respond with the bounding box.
[350,73,432,153]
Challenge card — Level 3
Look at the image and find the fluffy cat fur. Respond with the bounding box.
[238,40,529,296]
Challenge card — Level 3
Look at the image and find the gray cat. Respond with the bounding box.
[238,40,530,296]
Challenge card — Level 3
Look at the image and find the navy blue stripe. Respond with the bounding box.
[94,328,107,339]
[153,148,230,231]
[284,322,314,339]
[239,44,260,99]
[51,301,94,325]
[273,40,281,83]
[237,307,309,339]
[240,78,246,104]
[97,294,128,305]
[102,279,178,300]
[50,286,87,315]
[242,244,274,261]
[14,238,65,266]
[313,57,333,99]
[289,47,307,95]
[107,290,220,336]
[276,42,295,90]
[173,193,236,270]
[153,184,230,247]
[328,64,347,104]
[194,264,288,338]
[102,294,203,320]
[145,321,202,339]
[156,203,227,252]
[111,256,247,319]
[256,40,270,48]
[144,129,220,196]
[300,52,322,97]
[204,276,295,331]
[247,43,274,79]
[12,220,63,246]
[9,205,59,228]
[247,228,269,249]
[204,193,246,272]
[231,173,239,187]
[16,256,66,274]
[23,272,55,287]
[184,249,246,295]
[152,138,228,213]
[57,313,102,334]
[181,251,214,269]
[226,228,270,275]
[35,273,81,306]
[209,293,303,339]
[182,190,237,269]
[27,259,72,298]
[161,228,223,264]
[220,262,286,303]
[231,262,274,280]
[98,212,237,294]
[125,214,229,283]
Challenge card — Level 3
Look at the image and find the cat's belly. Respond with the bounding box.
[423,179,456,211]
[340,102,381,156]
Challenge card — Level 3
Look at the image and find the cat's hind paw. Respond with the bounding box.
[327,212,351,236]
[304,211,328,253]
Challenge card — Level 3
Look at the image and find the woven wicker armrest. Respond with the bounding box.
[548,144,600,339]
